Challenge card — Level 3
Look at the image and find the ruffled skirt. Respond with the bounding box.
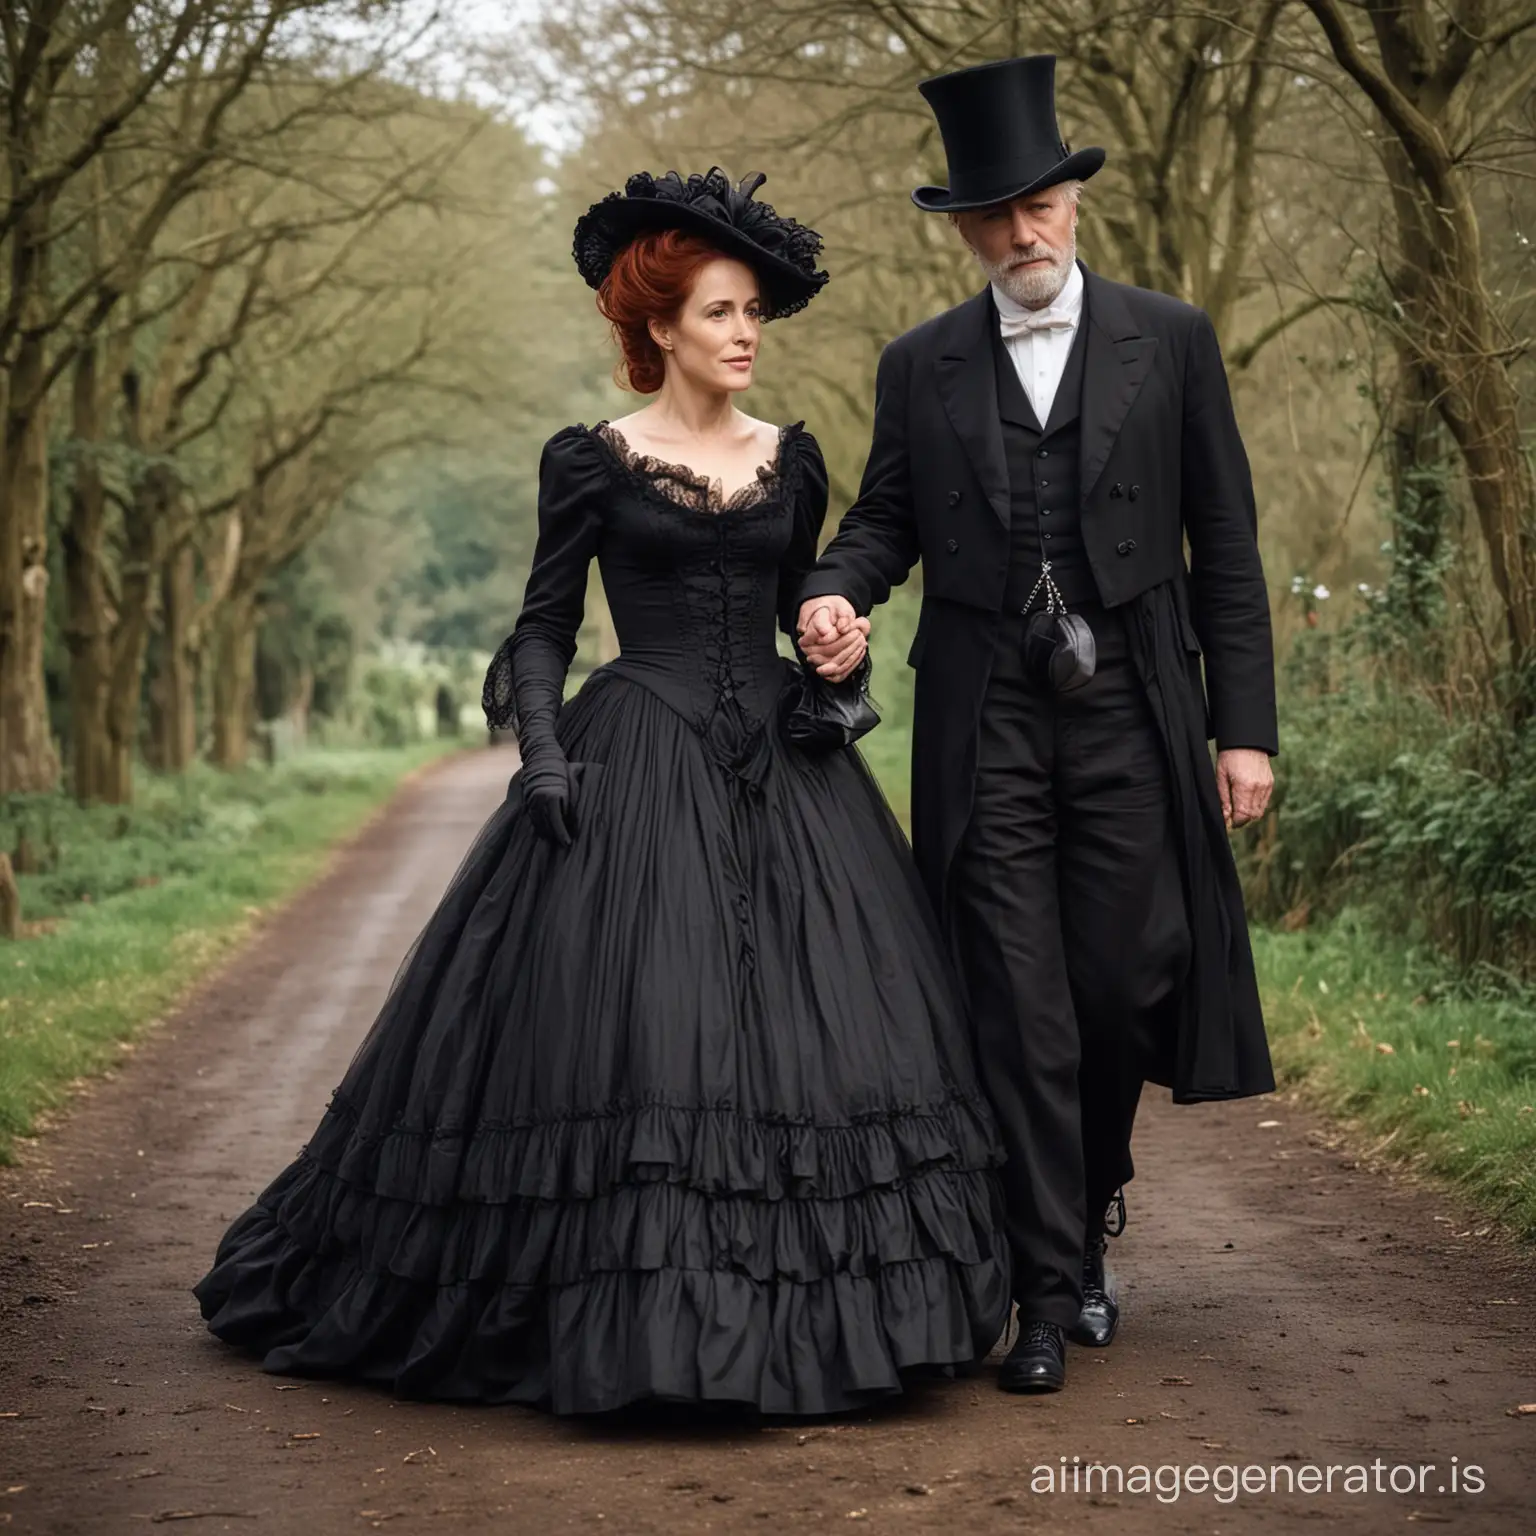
[194,671,1011,1415]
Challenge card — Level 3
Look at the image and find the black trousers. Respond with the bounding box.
[949,601,1190,1327]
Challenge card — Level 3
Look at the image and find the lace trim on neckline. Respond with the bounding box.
[590,421,802,515]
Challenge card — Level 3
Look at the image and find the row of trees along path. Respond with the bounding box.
[0,2,561,805]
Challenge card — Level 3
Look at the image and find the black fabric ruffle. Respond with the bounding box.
[310,1087,1002,1207]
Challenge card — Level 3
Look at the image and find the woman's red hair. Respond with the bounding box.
[597,231,732,393]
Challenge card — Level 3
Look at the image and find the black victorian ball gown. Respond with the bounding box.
[194,423,1011,1415]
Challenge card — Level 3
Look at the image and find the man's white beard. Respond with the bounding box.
[978,226,1077,308]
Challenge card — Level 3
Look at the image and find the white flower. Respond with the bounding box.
[1313,584,1331,600]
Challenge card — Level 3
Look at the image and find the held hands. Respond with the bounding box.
[797,595,870,683]
[1216,748,1273,830]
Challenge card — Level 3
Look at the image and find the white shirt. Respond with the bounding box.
[991,261,1084,428]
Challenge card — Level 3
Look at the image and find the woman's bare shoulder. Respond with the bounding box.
[737,412,787,451]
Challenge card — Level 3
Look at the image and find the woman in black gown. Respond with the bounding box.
[194,169,1011,1416]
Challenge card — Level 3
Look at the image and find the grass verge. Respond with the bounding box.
[0,743,460,1161]
[852,586,919,828]
[1253,914,1536,1241]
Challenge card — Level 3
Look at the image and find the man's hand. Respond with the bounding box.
[797,595,870,682]
[1216,748,1273,830]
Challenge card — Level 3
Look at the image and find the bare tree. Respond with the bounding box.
[1298,0,1536,667]
[179,123,552,770]
[0,0,437,796]
[536,0,1316,339]
[58,70,483,802]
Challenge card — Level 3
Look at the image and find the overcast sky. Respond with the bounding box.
[395,0,581,153]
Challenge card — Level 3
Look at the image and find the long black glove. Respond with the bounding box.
[483,429,606,850]
[519,742,576,848]
[483,631,579,849]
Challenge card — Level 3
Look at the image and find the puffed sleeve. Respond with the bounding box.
[481,428,605,739]
[777,426,830,641]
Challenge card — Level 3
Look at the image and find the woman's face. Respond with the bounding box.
[650,257,762,395]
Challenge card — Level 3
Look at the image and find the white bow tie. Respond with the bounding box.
[999,308,1075,340]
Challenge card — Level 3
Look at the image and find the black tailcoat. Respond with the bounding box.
[802,264,1277,1103]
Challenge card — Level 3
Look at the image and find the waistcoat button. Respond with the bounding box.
[1128,484,1141,501]
[947,490,961,505]
[946,538,959,554]
[1117,539,1138,556]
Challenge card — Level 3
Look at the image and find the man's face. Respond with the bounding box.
[953,186,1078,308]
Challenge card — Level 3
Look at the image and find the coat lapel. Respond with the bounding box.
[935,290,1010,528]
[1079,266,1158,500]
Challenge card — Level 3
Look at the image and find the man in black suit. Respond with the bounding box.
[799,56,1278,1394]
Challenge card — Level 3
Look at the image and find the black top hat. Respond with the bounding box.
[572,168,829,319]
[912,56,1105,213]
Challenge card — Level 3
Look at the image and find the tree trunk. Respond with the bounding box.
[1301,0,1536,670]
[156,541,198,772]
[1382,141,1536,661]
[0,852,19,941]
[1370,161,1536,664]
[210,594,258,770]
[1433,304,1536,662]
[0,269,62,795]
[61,341,116,801]
[286,665,313,751]
[1385,354,1452,631]
[98,474,171,804]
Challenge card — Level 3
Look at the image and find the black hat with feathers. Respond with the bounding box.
[572,168,829,319]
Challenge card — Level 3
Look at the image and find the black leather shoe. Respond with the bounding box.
[999,1320,1066,1393]
[1068,1234,1120,1348]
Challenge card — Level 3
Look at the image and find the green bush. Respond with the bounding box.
[1244,594,1536,983]
[312,643,480,750]
[0,755,438,922]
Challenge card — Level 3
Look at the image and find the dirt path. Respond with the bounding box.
[2,746,1532,1535]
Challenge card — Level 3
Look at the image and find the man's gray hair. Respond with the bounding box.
[946,179,1085,226]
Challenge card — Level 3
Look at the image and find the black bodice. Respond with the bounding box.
[484,422,829,784]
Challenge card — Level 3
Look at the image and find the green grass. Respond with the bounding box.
[0,743,459,1161]
[1253,914,1536,1240]
[853,586,920,827]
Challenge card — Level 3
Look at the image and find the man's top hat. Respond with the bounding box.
[912,55,1105,213]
